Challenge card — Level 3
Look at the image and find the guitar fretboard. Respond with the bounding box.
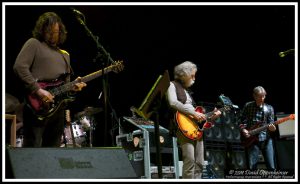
[205,106,230,120]
[249,115,294,136]
[49,64,117,96]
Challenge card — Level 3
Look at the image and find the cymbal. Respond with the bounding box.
[76,107,103,118]
[5,93,20,113]
[84,107,103,114]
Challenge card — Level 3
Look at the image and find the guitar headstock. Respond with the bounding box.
[219,94,239,110]
[289,114,295,120]
[112,60,124,73]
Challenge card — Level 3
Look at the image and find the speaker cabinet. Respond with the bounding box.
[204,124,224,142]
[204,143,227,179]
[275,139,295,170]
[6,147,137,179]
[230,150,247,169]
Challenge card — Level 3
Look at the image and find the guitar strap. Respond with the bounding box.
[261,105,265,122]
[187,90,197,107]
[262,104,271,123]
[172,80,196,106]
[58,49,74,82]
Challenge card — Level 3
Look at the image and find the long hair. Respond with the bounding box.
[174,61,197,81]
[32,12,67,45]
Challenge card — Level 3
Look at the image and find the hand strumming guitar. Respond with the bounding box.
[192,111,206,122]
[241,129,251,138]
[36,88,55,103]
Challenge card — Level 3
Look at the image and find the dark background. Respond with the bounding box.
[4,4,296,146]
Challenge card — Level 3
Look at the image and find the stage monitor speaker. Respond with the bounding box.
[6,147,138,179]
[275,140,295,170]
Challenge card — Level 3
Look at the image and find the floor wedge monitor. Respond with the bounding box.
[6,147,138,179]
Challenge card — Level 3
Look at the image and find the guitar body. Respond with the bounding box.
[175,106,212,141]
[240,124,260,148]
[27,80,75,120]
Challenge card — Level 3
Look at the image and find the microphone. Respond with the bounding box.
[279,49,295,58]
[71,8,84,16]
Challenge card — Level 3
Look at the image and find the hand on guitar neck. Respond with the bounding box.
[71,77,87,92]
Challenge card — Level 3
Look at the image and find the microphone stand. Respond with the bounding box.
[74,13,115,146]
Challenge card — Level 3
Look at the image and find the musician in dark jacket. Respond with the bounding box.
[166,61,221,179]
[13,12,86,147]
[238,86,276,170]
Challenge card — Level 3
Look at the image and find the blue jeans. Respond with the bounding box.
[248,138,276,170]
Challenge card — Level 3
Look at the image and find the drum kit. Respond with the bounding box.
[5,93,24,147]
[62,107,102,147]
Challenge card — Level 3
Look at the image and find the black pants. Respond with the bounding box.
[22,104,65,147]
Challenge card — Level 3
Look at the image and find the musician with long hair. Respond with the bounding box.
[13,12,86,147]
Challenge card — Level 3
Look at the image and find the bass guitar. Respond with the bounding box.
[241,114,295,147]
[175,105,231,140]
[27,61,124,120]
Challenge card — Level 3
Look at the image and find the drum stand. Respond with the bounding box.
[89,121,93,147]
[89,119,96,147]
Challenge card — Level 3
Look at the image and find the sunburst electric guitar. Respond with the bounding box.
[175,105,231,140]
[27,61,124,120]
[241,114,295,147]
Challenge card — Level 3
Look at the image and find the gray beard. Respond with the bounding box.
[187,79,195,87]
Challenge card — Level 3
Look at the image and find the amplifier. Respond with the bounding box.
[116,116,180,179]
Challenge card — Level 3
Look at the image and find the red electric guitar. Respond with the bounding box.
[241,114,295,147]
[26,61,124,120]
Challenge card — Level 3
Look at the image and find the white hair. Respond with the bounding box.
[174,61,197,80]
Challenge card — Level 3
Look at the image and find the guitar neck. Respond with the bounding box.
[49,66,114,96]
[81,66,114,83]
[249,124,269,136]
[205,106,228,120]
[249,116,293,136]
